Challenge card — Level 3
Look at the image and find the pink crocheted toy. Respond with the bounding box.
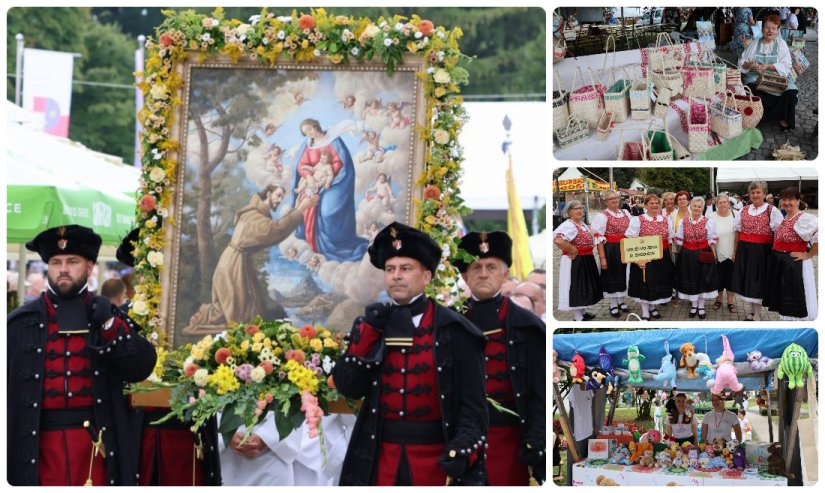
[711,335,743,395]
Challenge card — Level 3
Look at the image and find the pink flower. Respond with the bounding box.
[215,347,232,365]
[139,194,157,212]
[198,389,206,398]
[189,396,197,404]
[299,325,317,338]
[301,390,323,439]
[265,393,274,403]
[160,32,173,47]
[184,363,200,378]
[257,399,267,409]
[245,324,260,335]
[260,361,274,374]
[286,349,306,364]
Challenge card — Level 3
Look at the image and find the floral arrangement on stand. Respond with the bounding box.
[136,318,350,451]
[129,7,471,349]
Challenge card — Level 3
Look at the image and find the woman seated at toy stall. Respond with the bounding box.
[737,14,799,132]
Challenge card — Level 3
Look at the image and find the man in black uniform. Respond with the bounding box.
[7,224,157,485]
[333,222,488,486]
[455,231,546,485]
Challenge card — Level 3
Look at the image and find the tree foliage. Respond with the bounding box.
[639,168,714,196]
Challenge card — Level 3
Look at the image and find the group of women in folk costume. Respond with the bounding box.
[553,181,818,321]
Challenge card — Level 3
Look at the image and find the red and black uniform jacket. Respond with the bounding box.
[7,292,156,486]
[332,297,488,486]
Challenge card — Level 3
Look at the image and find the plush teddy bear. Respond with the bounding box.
[596,475,620,486]
[732,445,748,471]
[671,450,685,468]
[687,449,699,468]
[629,442,653,464]
[711,336,744,395]
[712,437,727,456]
[767,442,795,479]
[639,449,656,468]
[656,450,673,468]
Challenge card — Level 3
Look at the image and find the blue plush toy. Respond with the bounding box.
[653,353,678,389]
[598,345,620,392]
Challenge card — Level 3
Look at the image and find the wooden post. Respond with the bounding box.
[553,383,581,463]
[606,383,619,426]
[777,378,785,447]
[767,386,774,443]
[783,386,803,470]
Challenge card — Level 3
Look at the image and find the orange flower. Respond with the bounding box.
[159,32,173,47]
[423,185,441,201]
[260,361,274,374]
[245,324,260,335]
[299,325,317,339]
[139,194,157,212]
[419,20,434,37]
[215,347,232,365]
[286,349,306,364]
[299,15,316,30]
[327,374,336,389]
[184,363,199,378]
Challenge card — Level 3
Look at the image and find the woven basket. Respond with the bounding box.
[756,72,789,97]
[651,51,683,96]
[682,56,715,99]
[629,66,652,120]
[553,36,567,63]
[710,95,743,139]
[617,129,648,161]
[569,66,606,128]
[687,98,709,153]
[731,86,764,129]
[553,71,570,130]
[711,61,727,94]
[652,86,672,119]
[601,37,630,123]
[555,114,590,149]
[595,110,615,141]
[664,115,691,160]
[644,128,674,161]
[726,67,743,89]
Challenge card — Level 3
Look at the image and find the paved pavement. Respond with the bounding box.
[552,210,818,322]
[715,29,818,160]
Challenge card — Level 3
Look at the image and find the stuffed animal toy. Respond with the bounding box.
[746,350,771,371]
[767,442,795,479]
[680,343,712,379]
[609,445,630,465]
[553,349,562,383]
[707,456,728,469]
[598,345,620,390]
[623,346,645,385]
[570,352,586,384]
[726,439,740,454]
[711,336,743,395]
[777,342,814,389]
[656,450,672,468]
[687,449,699,468]
[595,475,620,486]
[732,446,748,470]
[639,449,656,468]
[671,450,685,468]
[698,457,710,469]
[721,448,733,466]
[695,362,715,381]
[653,353,678,389]
[646,429,662,444]
[629,442,653,464]
[712,437,727,456]
[586,367,609,391]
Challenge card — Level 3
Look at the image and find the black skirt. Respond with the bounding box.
[569,254,604,308]
[628,253,674,303]
[762,251,808,318]
[717,258,735,292]
[675,248,719,296]
[748,83,799,129]
[599,242,627,295]
[730,241,773,301]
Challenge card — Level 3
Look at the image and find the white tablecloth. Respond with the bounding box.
[553,48,710,161]
[571,460,788,487]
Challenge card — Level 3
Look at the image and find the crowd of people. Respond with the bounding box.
[554,181,818,321]
[7,222,546,486]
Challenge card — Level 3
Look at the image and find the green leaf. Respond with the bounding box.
[329,43,339,54]
[275,409,296,440]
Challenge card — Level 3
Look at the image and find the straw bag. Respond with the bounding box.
[553,36,567,63]
[687,98,709,153]
[617,129,647,161]
[682,53,715,99]
[553,71,570,130]
[710,56,727,94]
[641,32,697,73]
[791,49,810,77]
[595,110,614,141]
[644,127,674,161]
[726,67,743,89]
[756,72,789,97]
[710,95,743,139]
[665,115,691,160]
[569,66,606,128]
[555,115,590,149]
[791,36,806,51]
[731,86,763,129]
[652,86,672,119]
[629,66,652,120]
[651,51,683,96]
[601,37,631,123]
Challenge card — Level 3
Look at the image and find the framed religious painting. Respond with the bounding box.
[130,11,468,347]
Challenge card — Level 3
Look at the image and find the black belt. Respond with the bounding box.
[381,419,444,445]
[40,407,95,431]
[488,401,521,426]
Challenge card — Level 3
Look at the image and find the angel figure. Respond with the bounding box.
[363,98,384,118]
[365,173,395,212]
[340,94,356,110]
[386,101,412,128]
[264,143,285,179]
[358,129,397,163]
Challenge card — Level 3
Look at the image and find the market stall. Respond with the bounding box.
[553,328,817,486]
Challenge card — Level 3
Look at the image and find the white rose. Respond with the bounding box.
[193,369,210,387]
[433,128,450,145]
[237,23,251,36]
[433,69,451,84]
[148,166,166,183]
[250,366,266,383]
[414,31,423,39]
[277,30,286,40]
[147,251,165,267]
[132,299,149,316]
[322,355,334,373]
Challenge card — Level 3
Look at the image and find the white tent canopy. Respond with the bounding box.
[556,167,584,181]
[716,167,818,189]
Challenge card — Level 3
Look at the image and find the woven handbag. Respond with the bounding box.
[652,86,672,119]
[601,37,630,123]
[710,95,743,139]
[710,57,727,94]
[665,115,691,160]
[553,71,570,130]
[595,110,614,141]
[726,67,743,89]
[756,72,789,97]
[629,66,652,120]
[791,49,810,77]
[682,53,715,99]
[644,128,674,161]
[791,36,806,51]
[555,114,590,149]
[651,51,683,96]
[641,32,697,73]
[731,86,763,129]
[553,36,567,63]
[687,98,709,153]
[569,66,606,128]
[617,129,647,161]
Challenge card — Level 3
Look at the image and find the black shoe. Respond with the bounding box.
[610,306,621,318]
[650,309,662,319]
[689,307,698,318]
[582,312,596,321]
[619,303,630,313]
[641,316,650,321]
[698,308,706,320]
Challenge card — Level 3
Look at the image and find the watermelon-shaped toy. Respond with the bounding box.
[776,343,814,389]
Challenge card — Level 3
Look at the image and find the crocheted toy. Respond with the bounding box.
[598,345,620,391]
[687,449,699,468]
[553,349,562,383]
[653,353,678,389]
[656,450,672,468]
[732,445,748,470]
[570,352,586,384]
[609,444,631,465]
[639,449,656,468]
[585,367,609,391]
[671,450,685,468]
[746,350,771,371]
[623,345,645,385]
[711,336,743,395]
[767,442,795,479]
[777,342,814,389]
[629,442,653,464]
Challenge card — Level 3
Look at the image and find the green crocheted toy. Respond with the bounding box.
[776,343,814,389]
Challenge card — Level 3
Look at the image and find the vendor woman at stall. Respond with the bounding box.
[673,197,720,320]
[624,194,675,321]
[554,200,603,321]
[763,186,819,320]
[592,190,632,318]
[701,393,742,443]
[665,393,698,445]
[738,13,799,132]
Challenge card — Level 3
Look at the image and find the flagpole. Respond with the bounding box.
[15,33,24,105]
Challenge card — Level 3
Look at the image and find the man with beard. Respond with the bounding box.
[7,225,157,485]
[333,222,488,486]
[455,231,546,485]
[184,185,319,334]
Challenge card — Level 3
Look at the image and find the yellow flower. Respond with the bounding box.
[433,68,451,84]
[284,360,319,393]
[252,342,263,353]
[253,331,265,342]
[319,329,331,338]
[407,41,418,53]
[323,338,339,350]
[273,347,283,356]
[310,338,323,352]
[148,166,166,183]
[433,129,450,145]
[434,87,446,98]
[425,215,437,225]
[240,339,250,351]
[301,39,309,49]
[327,54,343,64]
[263,338,272,348]
[208,365,240,395]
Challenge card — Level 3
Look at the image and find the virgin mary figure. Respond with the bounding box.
[292,118,368,262]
